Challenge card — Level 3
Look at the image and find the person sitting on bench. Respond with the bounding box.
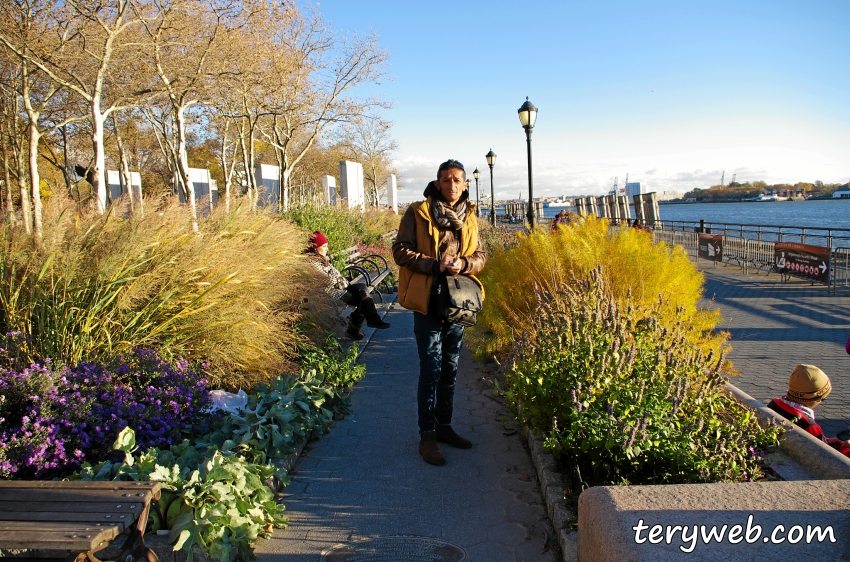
[304,231,390,340]
[767,364,850,458]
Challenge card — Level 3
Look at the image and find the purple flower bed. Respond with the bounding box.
[0,346,211,479]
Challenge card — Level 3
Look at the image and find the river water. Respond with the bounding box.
[533,199,850,230]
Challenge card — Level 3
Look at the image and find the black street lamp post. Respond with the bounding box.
[485,150,496,225]
[473,168,480,217]
[517,97,538,228]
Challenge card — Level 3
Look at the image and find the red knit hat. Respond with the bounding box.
[308,231,328,249]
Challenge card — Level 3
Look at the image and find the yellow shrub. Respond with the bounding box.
[468,217,723,360]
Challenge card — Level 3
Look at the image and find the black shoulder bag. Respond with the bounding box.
[436,249,483,327]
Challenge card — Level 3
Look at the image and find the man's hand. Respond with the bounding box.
[439,254,464,275]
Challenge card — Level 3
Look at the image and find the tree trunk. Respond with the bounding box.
[238,122,254,207]
[16,145,31,234]
[90,100,107,213]
[282,166,292,211]
[27,118,42,240]
[1,129,15,226]
[21,61,42,240]
[247,127,257,210]
[218,121,235,214]
[113,115,135,217]
[61,125,72,198]
[175,109,197,231]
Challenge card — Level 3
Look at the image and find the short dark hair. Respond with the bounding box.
[437,159,465,180]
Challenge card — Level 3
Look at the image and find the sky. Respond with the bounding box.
[311,0,849,203]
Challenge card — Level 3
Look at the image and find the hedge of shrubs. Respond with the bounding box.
[502,267,780,486]
[469,218,781,487]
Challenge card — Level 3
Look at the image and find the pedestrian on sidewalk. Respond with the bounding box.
[303,231,390,340]
[392,159,487,466]
[766,364,850,458]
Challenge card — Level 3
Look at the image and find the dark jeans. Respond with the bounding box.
[413,311,466,433]
[341,283,368,306]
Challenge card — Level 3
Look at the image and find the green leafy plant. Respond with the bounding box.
[225,372,337,462]
[503,267,781,486]
[73,427,288,562]
[300,333,366,390]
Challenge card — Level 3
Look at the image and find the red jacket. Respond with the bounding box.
[768,399,850,458]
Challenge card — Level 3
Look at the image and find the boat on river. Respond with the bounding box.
[742,193,789,202]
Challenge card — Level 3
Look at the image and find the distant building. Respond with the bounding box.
[625,182,646,198]
[833,185,850,199]
[176,168,218,215]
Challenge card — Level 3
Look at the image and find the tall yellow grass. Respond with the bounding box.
[0,195,340,389]
[467,217,724,360]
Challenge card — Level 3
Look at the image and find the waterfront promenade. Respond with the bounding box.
[700,263,850,436]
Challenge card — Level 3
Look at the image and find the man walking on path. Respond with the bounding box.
[393,159,487,465]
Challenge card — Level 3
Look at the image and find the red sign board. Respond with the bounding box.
[774,242,830,283]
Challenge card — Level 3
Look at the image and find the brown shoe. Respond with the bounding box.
[435,423,472,449]
[418,431,446,465]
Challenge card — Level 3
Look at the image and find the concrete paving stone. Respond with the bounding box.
[700,265,850,436]
[506,501,547,525]
[494,448,536,468]
[480,487,521,507]
[514,536,559,562]
[464,540,516,561]
[486,521,529,547]
[499,473,540,494]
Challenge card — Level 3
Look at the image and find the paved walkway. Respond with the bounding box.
[700,263,850,436]
[255,302,559,562]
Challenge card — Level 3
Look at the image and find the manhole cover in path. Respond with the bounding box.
[321,536,468,562]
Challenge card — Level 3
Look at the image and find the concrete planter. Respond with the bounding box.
[522,381,850,561]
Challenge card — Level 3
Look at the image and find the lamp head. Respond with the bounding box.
[473,168,480,180]
[517,97,538,129]
[485,149,497,168]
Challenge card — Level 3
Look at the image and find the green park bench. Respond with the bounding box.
[0,481,161,562]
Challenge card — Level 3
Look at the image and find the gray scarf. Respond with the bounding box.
[431,198,468,230]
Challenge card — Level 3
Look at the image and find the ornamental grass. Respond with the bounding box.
[467,216,724,361]
[0,195,338,389]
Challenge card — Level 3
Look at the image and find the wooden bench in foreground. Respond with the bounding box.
[0,481,161,562]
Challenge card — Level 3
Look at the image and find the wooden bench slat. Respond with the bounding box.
[0,501,144,515]
[0,482,159,491]
[0,521,116,534]
[0,510,136,524]
[0,530,108,551]
[0,489,153,503]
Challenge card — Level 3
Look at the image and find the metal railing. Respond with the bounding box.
[643,224,850,291]
[616,218,850,250]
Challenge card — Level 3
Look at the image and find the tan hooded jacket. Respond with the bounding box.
[392,185,486,314]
